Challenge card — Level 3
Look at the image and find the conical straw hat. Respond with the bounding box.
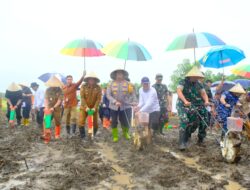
[45,76,63,87]
[84,72,100,83]
[229,83,245,94]
[19,82,29,87]
[110,68,129,80]
[7,82,22,92]
[185,66,204,78]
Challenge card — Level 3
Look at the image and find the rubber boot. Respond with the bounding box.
[44,129,51,144]
[122,127,131,140]
[22,118,26,126]
[66,125,70,135]
[72,124,76,135]
[25,119,30,127]
[94,127,98,136]
[55,126,61,139]
[112,127,119,142]
[179,128,186,151]
[103,118,110,129]
[79,127,86,139]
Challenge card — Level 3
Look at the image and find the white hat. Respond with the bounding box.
[45,76,63,87]
[229,83,245,94]
[7,82,22,92]
[186,66,204,78]
[84,72,100,83]
[110,68,129,80]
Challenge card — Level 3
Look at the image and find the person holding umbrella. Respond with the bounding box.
[62,71,85,137]
[152,73,170,134]
[107,68,137,142]
[78,72,102,139]
[176,66,209,151]
[5,83,23,126]
[44,76,64,142]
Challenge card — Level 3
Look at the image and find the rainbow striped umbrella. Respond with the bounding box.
[232,64,250,78]
[101,40,152,69]
[61,38,105,70]
[166,31,226,63]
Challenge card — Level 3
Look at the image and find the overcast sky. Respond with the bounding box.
[0,0,249,92]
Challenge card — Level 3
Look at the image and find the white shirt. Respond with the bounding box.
[34,88,45,108]
[138,87,160,113]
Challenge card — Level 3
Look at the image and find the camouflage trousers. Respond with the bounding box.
[177,105,208,140]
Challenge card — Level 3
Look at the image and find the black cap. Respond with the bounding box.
[30,82,39,88]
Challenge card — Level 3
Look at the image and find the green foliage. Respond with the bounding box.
[169,59,246,92]
[169,59,194,92]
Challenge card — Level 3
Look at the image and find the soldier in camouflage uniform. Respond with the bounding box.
[107,68,137,142]
[152,73,170,134]
[79,72,102,139]
[176,66,209,150]
[44,76,64,142]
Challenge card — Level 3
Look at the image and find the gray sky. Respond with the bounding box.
[0,0,249,92]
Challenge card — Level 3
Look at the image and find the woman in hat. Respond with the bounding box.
[107,68,137,142]
[176,66,209,150]
[78,72,102,139]
[19,83,33,126]
[216,83,245,137]
[5,82,23,126]
[44,76,64,143]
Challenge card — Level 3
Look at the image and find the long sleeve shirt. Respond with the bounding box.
[138,87,160,113]
[107,80,137,111]
[62,78,83,108]
[34,88,45,108]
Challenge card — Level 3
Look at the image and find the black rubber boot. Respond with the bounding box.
[179,128,187,151]
[66,125,70,135]
[72,124,76,134]
[94,127,98,136]
[79,127,86,139]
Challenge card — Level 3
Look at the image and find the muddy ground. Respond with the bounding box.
[0,112,249,190]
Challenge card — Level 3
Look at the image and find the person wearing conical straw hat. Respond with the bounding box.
[107,68,137,142]
[62,71,86,137]
[78,72,102,140]
[5,82,23,127]
[19,83,33,127]
[43,76,64,143]
[176,66,210,151]
[216,83,245,138]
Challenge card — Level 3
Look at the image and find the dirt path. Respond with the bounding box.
[0,116,249,189]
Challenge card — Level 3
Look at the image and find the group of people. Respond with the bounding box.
[176,66,250,151]
[4,68,171,144]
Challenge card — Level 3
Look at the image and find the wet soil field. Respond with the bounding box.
[0,113,249,190]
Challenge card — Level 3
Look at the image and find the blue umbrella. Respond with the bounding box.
[233,79,250,89]
[199,45,245,69]
[38,73,66,84]
[211,81,236,92]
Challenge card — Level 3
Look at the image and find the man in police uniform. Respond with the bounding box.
[78,72,102,139]
[176,66,209,150]
[107,68,137,142]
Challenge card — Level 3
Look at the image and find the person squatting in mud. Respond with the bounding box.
[62,71,85,137]
[176,66,210,151]
[78,72,102,140]
[216,83,245,138]
[107,68,137,142]
[43,76,64,143]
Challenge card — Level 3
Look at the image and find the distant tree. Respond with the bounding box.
[169,59,194,92]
